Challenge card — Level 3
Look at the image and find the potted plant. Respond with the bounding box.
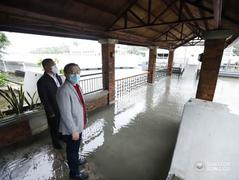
[0,86,48,147]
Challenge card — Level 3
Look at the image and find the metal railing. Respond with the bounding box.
[220,64,239,73]
[115,72,148,98]
[79,73,103,94]
[197,64,239,78]
[156,69,167,81]
[4,67,183,98]
[2,72,103,95]
[172,67,185,77]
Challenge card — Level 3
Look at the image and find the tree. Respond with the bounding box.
[30,45,70,54]
[126,46,147,57]
[0,32,10,58]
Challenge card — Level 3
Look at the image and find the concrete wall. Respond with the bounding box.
[85,90,108,112]
[0,119,31,147]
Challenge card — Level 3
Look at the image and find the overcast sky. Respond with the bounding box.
[2,31,100,53]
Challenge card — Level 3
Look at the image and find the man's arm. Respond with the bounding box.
[37,80,54,117]
[56,89,77,134]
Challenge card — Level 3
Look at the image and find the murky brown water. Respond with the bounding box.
[0,65,238,180]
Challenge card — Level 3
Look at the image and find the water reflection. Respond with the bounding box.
[0,145,68,180]
[81,118,105,156]
[113,102,145,134]
[113,88,147,134]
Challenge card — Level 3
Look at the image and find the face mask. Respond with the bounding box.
[51,65,58,75]
[68,74,81,84]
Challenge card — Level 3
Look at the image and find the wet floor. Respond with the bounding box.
[1,65,239,180]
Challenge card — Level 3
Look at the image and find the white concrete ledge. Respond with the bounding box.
[168,98,239,180]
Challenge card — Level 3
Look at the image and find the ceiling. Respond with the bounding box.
[0,0,238,49]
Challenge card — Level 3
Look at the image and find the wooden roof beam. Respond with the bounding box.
[147,0,152,24]
[197,6,209,30]
[161,0,195,37]
[134,2,187,38]
[183,3,201,31]
[151,0,178,24]
[0,4,152,45]
[109,2,182,42]
[178,0,183,21]
[185,1,239,26]
[179,3,205,38]
[110,17,213,32]
[154,39,184,42]
[152,23,180,41]
[213,0,223,29]
[128,9,146,25]
[108,0,138,30]
[73,0,156,38]
[182,2,206,38]
[0,4,105,32]
[173,34,197,49]
[133,3,182,42]
[180,23,184,39]
[168,31,180,40]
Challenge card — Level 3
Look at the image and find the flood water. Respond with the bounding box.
[0,65,239,180]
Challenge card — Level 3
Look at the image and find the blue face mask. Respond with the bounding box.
[68,74,81,84]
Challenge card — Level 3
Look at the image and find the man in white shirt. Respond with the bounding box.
[37,58,63,149]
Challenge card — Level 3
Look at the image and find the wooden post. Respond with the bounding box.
[196,32,226,101]
[99,39,118,104]
[147,46,157,83]
[167,49,175,76]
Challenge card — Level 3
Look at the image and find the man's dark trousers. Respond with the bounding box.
[37,72,63,148]
[47,115,61,148]
[63,133,82,175]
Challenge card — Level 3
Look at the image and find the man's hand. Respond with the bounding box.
[48,113,55,118]
[72,131,79,141]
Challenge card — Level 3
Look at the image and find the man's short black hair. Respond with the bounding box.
[42,58,54,69]
[64,63,80,74]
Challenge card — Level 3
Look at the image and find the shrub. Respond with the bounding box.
[0,86,25,114]
[25,91,39,110]
[0,73,6,87]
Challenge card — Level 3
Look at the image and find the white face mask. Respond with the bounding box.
[51,65,58,75]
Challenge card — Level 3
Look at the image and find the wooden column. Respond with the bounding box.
[147,46,157,83]
[99,39,117,104]
[196,32,226,101]
[167,49,175,76]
